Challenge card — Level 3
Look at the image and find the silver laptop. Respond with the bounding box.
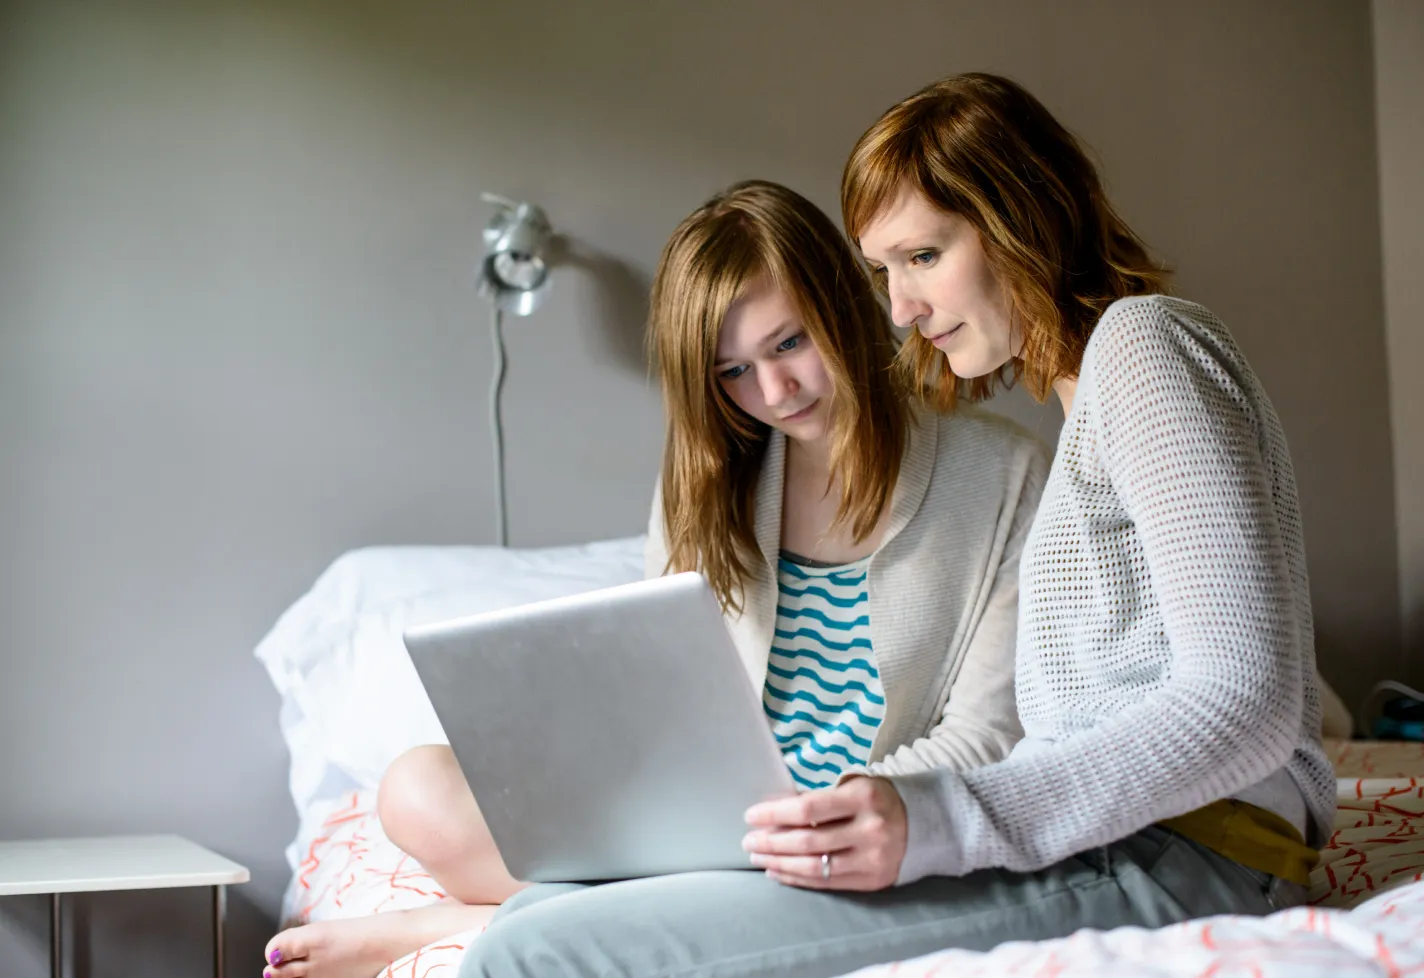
[403,571,796,882]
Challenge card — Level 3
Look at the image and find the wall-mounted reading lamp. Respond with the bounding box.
[478,193,553,546]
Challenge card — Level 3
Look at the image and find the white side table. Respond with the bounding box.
[0,834,249,978]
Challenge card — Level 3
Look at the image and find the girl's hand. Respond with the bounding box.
[741,776,907,891]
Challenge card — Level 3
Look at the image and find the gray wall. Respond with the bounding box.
[1374,0,1424,681]
[0,0,1402,974]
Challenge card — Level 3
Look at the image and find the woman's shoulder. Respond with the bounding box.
[1085,294,1237,369]
[1081,294,1262,409]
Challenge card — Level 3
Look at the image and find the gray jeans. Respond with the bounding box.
[457,826,1305,978]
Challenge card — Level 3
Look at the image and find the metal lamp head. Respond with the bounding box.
[479,195,552,316]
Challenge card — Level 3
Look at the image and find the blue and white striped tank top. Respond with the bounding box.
[763,552,884,790]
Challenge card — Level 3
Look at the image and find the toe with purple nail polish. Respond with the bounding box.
[269,946,283,964]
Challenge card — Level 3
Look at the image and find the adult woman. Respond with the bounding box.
[455,75,1332,978]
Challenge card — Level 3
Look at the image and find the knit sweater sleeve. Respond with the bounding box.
[890,300,1307,884]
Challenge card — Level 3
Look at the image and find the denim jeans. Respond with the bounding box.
[457,826,1304,978]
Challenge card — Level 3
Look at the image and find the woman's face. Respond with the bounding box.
[858,185,1021,379]
[714,276,833,446]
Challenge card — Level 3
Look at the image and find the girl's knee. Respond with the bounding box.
[377,745,469,855]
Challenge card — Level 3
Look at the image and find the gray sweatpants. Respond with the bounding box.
[457,826,1305,978]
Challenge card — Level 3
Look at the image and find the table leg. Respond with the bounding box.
[50,892,60,978]
[212,884,227,978]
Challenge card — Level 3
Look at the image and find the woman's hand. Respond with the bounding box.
[741,775,907,891]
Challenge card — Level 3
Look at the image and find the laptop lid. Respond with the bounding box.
[403,571,795,881]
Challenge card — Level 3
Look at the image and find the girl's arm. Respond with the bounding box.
[868,442,1047,775]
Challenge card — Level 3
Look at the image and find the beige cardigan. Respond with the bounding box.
[646,406,1050,775]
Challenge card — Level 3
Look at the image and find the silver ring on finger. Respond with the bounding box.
[821,852,832,880]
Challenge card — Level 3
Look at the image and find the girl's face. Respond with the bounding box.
[858,186,1021,379]
[715,276,833,446]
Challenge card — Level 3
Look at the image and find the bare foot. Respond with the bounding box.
[263,902,497,978]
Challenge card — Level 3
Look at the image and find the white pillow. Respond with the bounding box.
[1318,673,1354,739]
[255,537,646,814]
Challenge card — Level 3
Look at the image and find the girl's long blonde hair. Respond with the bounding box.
[842,72,1172,407]
[649,180,908,613]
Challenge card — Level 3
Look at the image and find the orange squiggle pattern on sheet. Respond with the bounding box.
[282,790,478,976]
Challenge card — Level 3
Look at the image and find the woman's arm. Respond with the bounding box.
[890,301,1307,884]
[868,442,1047,775]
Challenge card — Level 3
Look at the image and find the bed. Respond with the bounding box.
[255,539,1424,978]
